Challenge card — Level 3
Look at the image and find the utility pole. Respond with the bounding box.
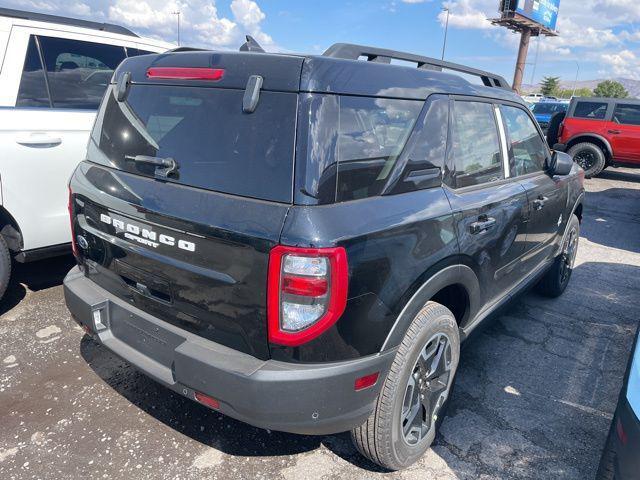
[172,10,181,46]
[512,29,531,94]
[572,61,580,97]
[441,7,450,61]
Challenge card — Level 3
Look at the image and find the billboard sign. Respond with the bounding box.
[501,0,561,31]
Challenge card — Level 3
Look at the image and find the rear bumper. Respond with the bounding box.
[64,266,395,435]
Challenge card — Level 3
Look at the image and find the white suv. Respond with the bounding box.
[0,8,172,298]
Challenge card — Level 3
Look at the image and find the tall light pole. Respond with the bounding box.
[572,61,580,98]
[441,7,450,61]
[172,10,181,46]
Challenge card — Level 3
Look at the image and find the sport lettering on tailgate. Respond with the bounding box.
[100,213,196,252]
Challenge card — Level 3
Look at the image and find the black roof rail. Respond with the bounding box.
[0,8,139,37]
[323,43,511,90]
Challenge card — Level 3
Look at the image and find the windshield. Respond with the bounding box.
[90,85,297,203]
[532,103,568,115]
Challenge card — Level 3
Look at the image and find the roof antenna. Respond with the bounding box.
[240,35,265,53]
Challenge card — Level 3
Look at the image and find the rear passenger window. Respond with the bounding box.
[37,36,127,109]
[449,101,503,188]
[16,36,50,107]
[613,104,640,126]
[573,101,608,120]
[336,96,422,201]
[500,105,548,176]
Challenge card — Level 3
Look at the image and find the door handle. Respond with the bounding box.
[469,216,496,235]
[15,133,62,147]
[533,196,548,211]
[608,129,621,135]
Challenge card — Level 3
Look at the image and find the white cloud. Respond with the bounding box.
[2,0,277,51]
[600,49,640,79]
[231,0,265,27]
[438,0,497,30]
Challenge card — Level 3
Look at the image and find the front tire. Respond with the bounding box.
[351,301,460,470]
[0,234,11,301]
[568,142,606,178]
[536,214,580,298]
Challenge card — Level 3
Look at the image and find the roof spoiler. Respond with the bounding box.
[323,43,511,90]
[240,35,266,53]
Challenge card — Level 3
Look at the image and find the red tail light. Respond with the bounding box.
[146,67,225,81]
[68,186,78,258]
[267,246,348,346]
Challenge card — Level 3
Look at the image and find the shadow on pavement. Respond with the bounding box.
[597,168,640,183]
[79,259,640,476]
[581,186,640,254]
[0,255,75,316]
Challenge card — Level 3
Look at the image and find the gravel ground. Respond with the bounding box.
[1,168,639,480]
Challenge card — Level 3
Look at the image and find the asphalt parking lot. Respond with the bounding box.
[1,168,639,480]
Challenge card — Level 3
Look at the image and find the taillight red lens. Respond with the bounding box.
[68,186,78,258]
[282,275,328,297]
[267,246,348,346]
[146,67,225,81]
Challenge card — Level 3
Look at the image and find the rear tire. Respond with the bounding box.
[0,235,11,301]
[351,301,460,470]
[537,214,580,298]
[568,142,606,178]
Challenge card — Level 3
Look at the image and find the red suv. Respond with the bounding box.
[558,97,640,178]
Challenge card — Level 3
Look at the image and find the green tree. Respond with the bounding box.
[558,88,593,98]
[593,80,629,98]
[540,76,561,96]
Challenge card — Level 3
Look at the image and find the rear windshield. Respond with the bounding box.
[90,85,296,203]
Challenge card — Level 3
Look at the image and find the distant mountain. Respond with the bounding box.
[522,78,640,98]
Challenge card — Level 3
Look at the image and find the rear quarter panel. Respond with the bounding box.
[276,187,458,362]
[559,117,607,144]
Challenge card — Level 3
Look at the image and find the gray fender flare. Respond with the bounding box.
[380,264,481,352]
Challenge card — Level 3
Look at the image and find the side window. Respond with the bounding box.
[573,101,608,120]
[336,96,422,202]
[500,105,548,176]
[389,97,449,194]
[16,36,50,107]
[37,36,127,109]
[613,104,640,126]
[449,101,503,188]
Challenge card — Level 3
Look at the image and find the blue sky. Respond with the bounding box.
[4,0,640,85]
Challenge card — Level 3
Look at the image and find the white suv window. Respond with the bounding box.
[16,35,127,109]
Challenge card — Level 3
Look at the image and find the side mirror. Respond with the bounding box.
[548,150,573,176]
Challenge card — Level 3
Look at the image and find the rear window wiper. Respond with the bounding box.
[125,155,179,178]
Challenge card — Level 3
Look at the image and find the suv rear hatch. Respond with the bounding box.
[70,52,303,359]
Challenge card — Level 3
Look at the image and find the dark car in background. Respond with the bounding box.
[532,100,568,133]
[597,327,640,479]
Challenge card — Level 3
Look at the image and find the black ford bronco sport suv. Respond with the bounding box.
[64,40,585,470]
